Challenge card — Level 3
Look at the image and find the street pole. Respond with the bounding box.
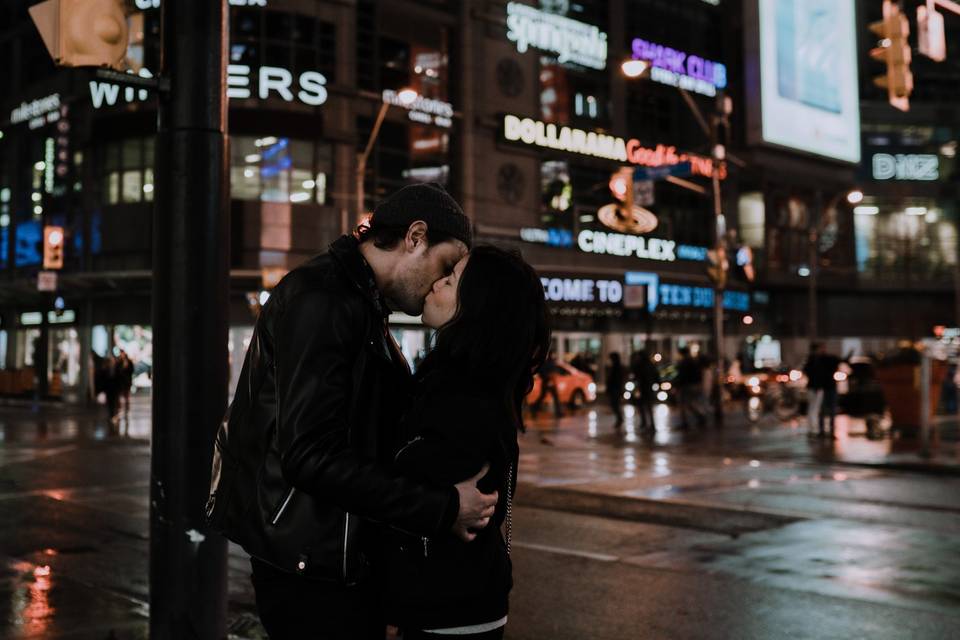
[710,116,726,427]
[150,1,229,638]
[808,192,821,345]
[356,101,391,224]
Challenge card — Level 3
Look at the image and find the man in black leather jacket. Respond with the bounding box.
[206,184,497,639]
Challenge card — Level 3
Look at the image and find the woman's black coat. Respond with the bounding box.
[380,361,518,630]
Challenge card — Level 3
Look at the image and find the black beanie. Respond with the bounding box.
[370,183,473,249]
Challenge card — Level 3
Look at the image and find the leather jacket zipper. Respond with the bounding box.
[342,512,350,580]
[422,536,429,558]
[271,487,295,525]
[394,435,423,462]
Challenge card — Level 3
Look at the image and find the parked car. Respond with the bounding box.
[526,361,597,409]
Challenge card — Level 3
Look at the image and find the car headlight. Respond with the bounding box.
[747,376,760,387]
[588,383,597,394]
[661,381,672,391]
[625,381,636,392]
[656,391,669,402]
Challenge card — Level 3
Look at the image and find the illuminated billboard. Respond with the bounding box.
[748,0,860,163]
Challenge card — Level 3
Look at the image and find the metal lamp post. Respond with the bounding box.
[808,189,861,342]
[620,59,734,424]
[355,88,419,223]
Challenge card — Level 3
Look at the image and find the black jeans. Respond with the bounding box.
[251,557,384,640]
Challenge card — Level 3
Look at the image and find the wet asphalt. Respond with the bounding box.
[0,395,958,639]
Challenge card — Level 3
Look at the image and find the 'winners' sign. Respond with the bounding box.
[89,65,328,109]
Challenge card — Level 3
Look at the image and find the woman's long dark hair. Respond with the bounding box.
[419,245,550,432]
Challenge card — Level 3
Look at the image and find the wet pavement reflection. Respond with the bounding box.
[0,395,958,638]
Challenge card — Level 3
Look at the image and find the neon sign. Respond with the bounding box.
[541,277,623,305]
[505,2,608,70]
[90,65,328,109]
[9,94,61,129]
[625,272,749,312]
[630,38,727,97]
[578,230,676,261]
[381,90,453,128]
[502,114,724,179]
[871,153,939,181]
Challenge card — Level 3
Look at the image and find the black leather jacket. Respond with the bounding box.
[383,361,517,630]
[206,235,456,583]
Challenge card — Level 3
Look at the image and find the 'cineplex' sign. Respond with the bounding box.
[578,229,676,261]
[502,114,723,179]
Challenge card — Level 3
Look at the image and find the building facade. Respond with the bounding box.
[0,0,957,400]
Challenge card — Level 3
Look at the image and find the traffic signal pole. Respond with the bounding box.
[150,1,229,638]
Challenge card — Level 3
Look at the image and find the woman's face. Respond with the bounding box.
[422,255,469,329]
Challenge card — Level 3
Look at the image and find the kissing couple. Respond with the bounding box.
[206,183,549,639]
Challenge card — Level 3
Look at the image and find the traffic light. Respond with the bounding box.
[706,246,728,289]
[43,225,65,270]
[29,0,129,70]
[917,5,946,62]
[869,0,913,112]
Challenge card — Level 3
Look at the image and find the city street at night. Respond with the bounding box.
[1,398,958,639]
[3,0,960,637]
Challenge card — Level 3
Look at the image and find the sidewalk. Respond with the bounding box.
[522,402,960,476]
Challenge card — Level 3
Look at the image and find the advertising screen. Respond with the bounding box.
[754,0,860,163]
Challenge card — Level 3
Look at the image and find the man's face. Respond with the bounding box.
[391,238,468,316]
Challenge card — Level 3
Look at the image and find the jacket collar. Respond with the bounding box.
[329,235,390,318]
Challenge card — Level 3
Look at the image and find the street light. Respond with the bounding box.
[620,64,730,425]
[621,59,649,78]
[356,86,419,224]
[846,189,864,204]
[808,189,861,341]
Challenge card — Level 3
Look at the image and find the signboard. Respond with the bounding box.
[90,64,328,109]
[505,2,608,70]
[634,162,692,181]
[541,276,623,305]
[520,227,574,248]
[871,153,939,181]
[630,38,727,97]
[540,274,624,318]
[578,230,676,261]
[748,0,860,163]
[382,89,452,128]
[9,94,61,130]
[625,271,750,313]
[37,270,58,292]
[502,114,723,179]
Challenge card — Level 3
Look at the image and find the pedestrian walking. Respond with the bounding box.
[804,342,842,439]
[630,349,659,432]
[206,184,497,639]
[116,350,135,421]
[382,246,549,640]
[531,351,564,419]
[102,355,121,426]
[606,352,625,430]
[676,347,706,429]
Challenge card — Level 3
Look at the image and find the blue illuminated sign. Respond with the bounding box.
[624,271,750,313]
[676,245,707,261]
[520,227,574,248]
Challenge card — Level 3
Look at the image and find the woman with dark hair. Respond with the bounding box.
[381,245,550,640]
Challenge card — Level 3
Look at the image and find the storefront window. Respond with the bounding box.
[855,204,958,282]
[230,136,332,204]
[101,138,154,205]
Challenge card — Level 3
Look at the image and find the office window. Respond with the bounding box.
[230,136,333,204]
